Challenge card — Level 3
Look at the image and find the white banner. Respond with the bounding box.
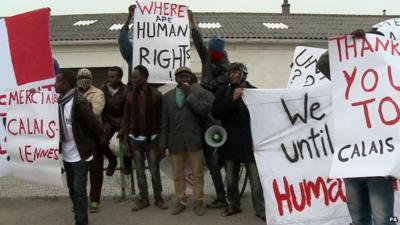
[243,86,400,225]
[329,34,400,178]
[0,117,11,176]
[243,85,350,225]
[373,18,400,41]
[287,46,330,88]
[133,0,190,83]
[0,9,55,177]
[5,89,62,186]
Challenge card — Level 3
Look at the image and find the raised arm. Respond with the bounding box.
[119,5,135,64]
[188,10,208,64]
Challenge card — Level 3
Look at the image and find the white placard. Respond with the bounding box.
[133,0,190,83]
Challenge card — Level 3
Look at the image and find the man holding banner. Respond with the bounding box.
[318,30,397,225]
[212,62,265,221]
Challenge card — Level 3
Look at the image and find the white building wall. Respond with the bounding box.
[52,40,327,89]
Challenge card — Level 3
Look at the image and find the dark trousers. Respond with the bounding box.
[130,138,163,200]
[104,127,132,169]
[224,160,265,217]
[202,139,226,201]
[344,177,394,225]
[89,150,103,203]
[64,160,89,225]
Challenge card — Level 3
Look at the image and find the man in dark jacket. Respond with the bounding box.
[212,62,265,221]
[121,65,167,211]
[56,70,104,225]
[101,66,131,176]
[188,10,229,94]
[160,67,211,216]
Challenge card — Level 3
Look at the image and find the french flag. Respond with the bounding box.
[0,8,54,91]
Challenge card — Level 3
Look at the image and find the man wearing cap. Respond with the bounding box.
[188,10,230,93]
[76,68,106,213]
[121,65,167,211]
[160,67,212,216]
[212,62,265,221]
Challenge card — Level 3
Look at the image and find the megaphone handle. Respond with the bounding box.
[213,147,219,158]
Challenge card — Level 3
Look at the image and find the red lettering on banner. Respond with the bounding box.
[375,36,390,52]
[273,176,346,216]
[391,40,400,56]
[0,94,6,105]
[332,35,400,62]
[344,36,357,61]
[0,143,6,155]
[388,65,400,91]
[378,97,400,125]
[343,66,357,100]
[136,0,185,17]
[361,69,378,92]
[361,37,375,57]
[331,36,346,62]
[19,145,59,163]
[351,98,375,128]
[7,118,57,139]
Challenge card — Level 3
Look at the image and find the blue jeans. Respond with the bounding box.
[224,160,265,217]
[130,138,163,200]
[203,140,226,201]
[64,160,89,225]
[344,177,395,225]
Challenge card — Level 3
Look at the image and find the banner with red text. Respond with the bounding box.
[133,0,190,83]
[243,85,351,225]
[373,18,400,41]
[287,46,330,88]
[0,8,55,177]
[5,90,62,187]
[329,34,400,178]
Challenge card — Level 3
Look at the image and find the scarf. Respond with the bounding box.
[58,88,75,141]
[132,85,153,141]
[76,78,92,91]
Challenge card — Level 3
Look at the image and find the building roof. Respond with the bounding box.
[50,12,398,42]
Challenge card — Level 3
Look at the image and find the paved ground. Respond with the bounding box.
[0,195,267,225]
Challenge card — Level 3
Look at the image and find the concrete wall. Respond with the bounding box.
[52,39,327,89]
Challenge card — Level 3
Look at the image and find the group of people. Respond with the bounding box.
[56,5,265,225]
[55,4,398,225]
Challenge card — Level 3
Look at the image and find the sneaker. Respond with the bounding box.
[194,201,206,216]
[106,161,117,176]
[155,198,168,209]
[170,202,186,215]
[131,199,150,211]
[90,202,99,213]
[206,199,227,209]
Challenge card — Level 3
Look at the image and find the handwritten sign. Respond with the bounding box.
[5,89,62,186]
[329,34,400,178]
[373,18,400,41]
[243,86,350,225]
[133,0,190,83]
[287,46,330,88]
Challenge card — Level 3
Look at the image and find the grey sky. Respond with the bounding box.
[1,0,400,16]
